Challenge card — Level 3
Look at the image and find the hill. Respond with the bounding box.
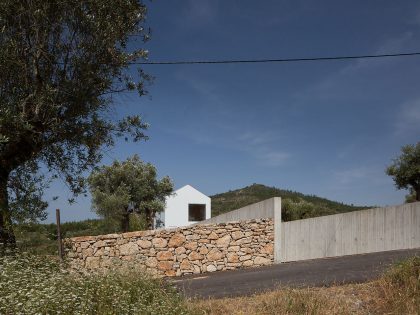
[211,183,371,221]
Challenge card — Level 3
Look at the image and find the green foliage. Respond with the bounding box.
[0,254,189,315]
[15,217,147,255]
[88,155,173,231]
[386,142,420,201]
[211,184,370,221]
[0,0,150,245]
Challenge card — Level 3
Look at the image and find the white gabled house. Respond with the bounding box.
[155,185,211,229]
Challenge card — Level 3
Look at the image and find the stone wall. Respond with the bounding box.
[64,218,274,277]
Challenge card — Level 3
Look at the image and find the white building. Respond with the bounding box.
[155,185,211,229]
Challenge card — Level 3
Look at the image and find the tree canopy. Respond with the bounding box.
[0,0,150,247]
[88,155,173,232]
[386,142,420,202]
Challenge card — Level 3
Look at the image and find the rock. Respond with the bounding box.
[254,256,271,265]
[93,240,105,248]
[119,242,139,255]
[152,238,168,248]
[137,240,152,249]
[239,255,252,261]
[193,265,201,274]
[206,248,223,261]
[158,261,173,271]
[168,233,186,247]
[165,270,176,277]
[242,260,254,267]
[122,231,146,238]
[227,252,239,263]
[188,251,203,260]
[261,243,274,254]
[180,259,192,270]
[216,235,231,247]
[85,257,100,269]
[157,251,173,261]
[228,246,240,252]
[184,242,198,250]
[199,246,209,255]
[175,247,186,255]
[80,242,90,249]
[94,248,104,257]
[208,232,218,240]
[82,247,93,258]
[206,264,217,272]
[231,231,244,240]
[145,257,158,268]
[233,237,252,245]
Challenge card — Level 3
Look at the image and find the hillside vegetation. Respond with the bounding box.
[211,184,371,221]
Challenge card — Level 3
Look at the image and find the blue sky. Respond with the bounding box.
[45,0,420,222]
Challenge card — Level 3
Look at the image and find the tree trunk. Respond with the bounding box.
[145,209,154,230]
[416,187,420,202]
[0,170,16,250]
[121,212,130,233]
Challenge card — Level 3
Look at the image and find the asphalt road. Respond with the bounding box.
[170,248,420,299]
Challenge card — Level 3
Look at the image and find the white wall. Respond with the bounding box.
[163,185,211,229]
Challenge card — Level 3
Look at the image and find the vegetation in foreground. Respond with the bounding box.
[0,254,418,315]
[187,256,420,315]
[0,254,188,315]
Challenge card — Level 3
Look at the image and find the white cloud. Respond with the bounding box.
[258,151,290,167]
[236,131,290,167]
[334,167,369,185]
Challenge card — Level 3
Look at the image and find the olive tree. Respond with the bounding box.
[88,155,173,232]
[386,142,420,202]
[0,0,150,247]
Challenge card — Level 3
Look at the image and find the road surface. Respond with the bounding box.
[170,248,420,299]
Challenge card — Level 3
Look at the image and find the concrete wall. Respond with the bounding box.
[201,197,281,224]
[280,202,420,262]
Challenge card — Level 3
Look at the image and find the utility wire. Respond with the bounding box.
[133,52,420,65]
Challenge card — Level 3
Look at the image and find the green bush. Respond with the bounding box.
[0,254,189,315]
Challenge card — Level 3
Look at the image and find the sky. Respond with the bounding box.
[44,0,420,223]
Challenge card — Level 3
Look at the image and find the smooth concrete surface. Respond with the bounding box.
[280,202,420,262]
[200,197,281,224]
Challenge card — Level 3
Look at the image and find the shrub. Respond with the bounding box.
[0,254,189,315]
[371,256,420,314]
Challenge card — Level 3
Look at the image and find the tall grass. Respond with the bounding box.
[187,256,420,315]
[0,254,189,315]
[369,256,419,314]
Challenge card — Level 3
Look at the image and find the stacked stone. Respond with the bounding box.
[65,218,274,277]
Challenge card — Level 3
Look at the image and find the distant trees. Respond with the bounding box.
[88,155,173,232]
[0,0,150,247]
[386,142,420,202]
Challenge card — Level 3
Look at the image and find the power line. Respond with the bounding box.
[133,52,420,65]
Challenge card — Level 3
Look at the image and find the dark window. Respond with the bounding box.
[188,204,206,221]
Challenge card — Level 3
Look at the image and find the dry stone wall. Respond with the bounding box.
[64,219,274,277]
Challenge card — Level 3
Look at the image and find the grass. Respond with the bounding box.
[187,256,420,315]
[0,253,189,315]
